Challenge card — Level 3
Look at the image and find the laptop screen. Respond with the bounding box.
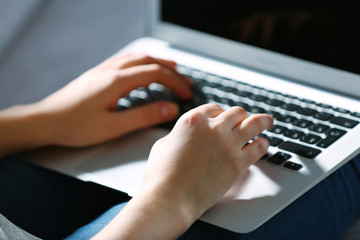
[162,1,360,75]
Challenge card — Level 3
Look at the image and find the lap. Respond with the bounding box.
[2,155,360,239]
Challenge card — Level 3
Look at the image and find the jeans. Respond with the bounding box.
[1,155,360,240]
[65,202,128,240]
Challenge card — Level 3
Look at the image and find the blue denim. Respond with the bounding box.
[66,155,360,240]
[65,202,128,239]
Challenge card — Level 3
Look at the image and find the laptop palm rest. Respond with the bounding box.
[74,126,328,232]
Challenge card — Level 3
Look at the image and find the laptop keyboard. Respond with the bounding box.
[117,65,360,171]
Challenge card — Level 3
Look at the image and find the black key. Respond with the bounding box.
[297,107,318,116]
[317,103,332,109]
[283,161,303,171]
[147,89,171,101]
[308,123,329,133]
[313,112,334,121]
[260,153,270,160]
[317,136,340,148]
[237,90,252,98]
[334,107,350,114]
[301,99,316,104]
[330,116,359,128]
[258,134,283,146]
[248,106,266,114]
[279,141,321,158]
[192,96,207,107]
[266,110,282,119]
[293,119,312,128]
[268,125,288,135]
[268,136,283,146]
[326,128,347,137]
[268,152,292,165]
[351,112,360,119]
[300,134,321,145]
[219,96,231,105]
[284,129,304,139]
[224,86,237,93]
[260,135,283,146]
[208,94,222,103]
[277,115,297,124]
[236,102,250,111]
[281,103,300,111]
[316,128,346,148]
[206,81,222,89]
[178,101,197,114]
[266,99,285,107]
[250,94,268,102]
[224,98,236,106]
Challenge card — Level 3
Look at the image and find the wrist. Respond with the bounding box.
[93,187,197,240]
[0,102,56,157]
[139,187,196,234]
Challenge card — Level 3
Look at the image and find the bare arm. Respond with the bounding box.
[0,53,192,157]
[0,53,273,239]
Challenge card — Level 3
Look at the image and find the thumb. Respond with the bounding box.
[113,101,179,134]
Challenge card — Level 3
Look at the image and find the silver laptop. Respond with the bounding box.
[30,0,360,233]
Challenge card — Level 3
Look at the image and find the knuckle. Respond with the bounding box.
[231,106,247,115]
[207,102,221,109]
[251,114,269,129]
[135,52,153,62]
[211,119,225,135]
[147,63,163,73]
[179,110,205,127]
[202,102,222,113]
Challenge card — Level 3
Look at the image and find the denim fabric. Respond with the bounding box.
[65,202,128,240]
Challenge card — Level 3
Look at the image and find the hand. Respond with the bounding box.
[144,103,273,224]
[93,103,273,240]
[0,53,192,156]
[38,53,193,147]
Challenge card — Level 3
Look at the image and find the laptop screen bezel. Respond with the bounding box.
[145,0,360,99]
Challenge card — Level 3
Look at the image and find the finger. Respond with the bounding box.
[240,137,270,167]
[110,101,179,135]
[188,103,224,118]
[119,53,177,70]
[101,53,176,71]
[236,114,274,146]
[102,53,193,86]
[117,64,193,100]
[117,53,193,87]
[215,106,248,130]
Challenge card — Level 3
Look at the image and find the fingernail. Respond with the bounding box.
[268,115,274,128]
[160,102,179,119]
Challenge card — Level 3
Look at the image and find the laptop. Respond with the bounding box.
[29,0,360,233]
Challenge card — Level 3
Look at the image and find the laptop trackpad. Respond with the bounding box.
[75,128,169,196]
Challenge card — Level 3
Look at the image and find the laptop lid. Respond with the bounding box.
[145,0,360,99]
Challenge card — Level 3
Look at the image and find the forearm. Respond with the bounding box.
[0,103,55,158]
[92,189,194,240]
